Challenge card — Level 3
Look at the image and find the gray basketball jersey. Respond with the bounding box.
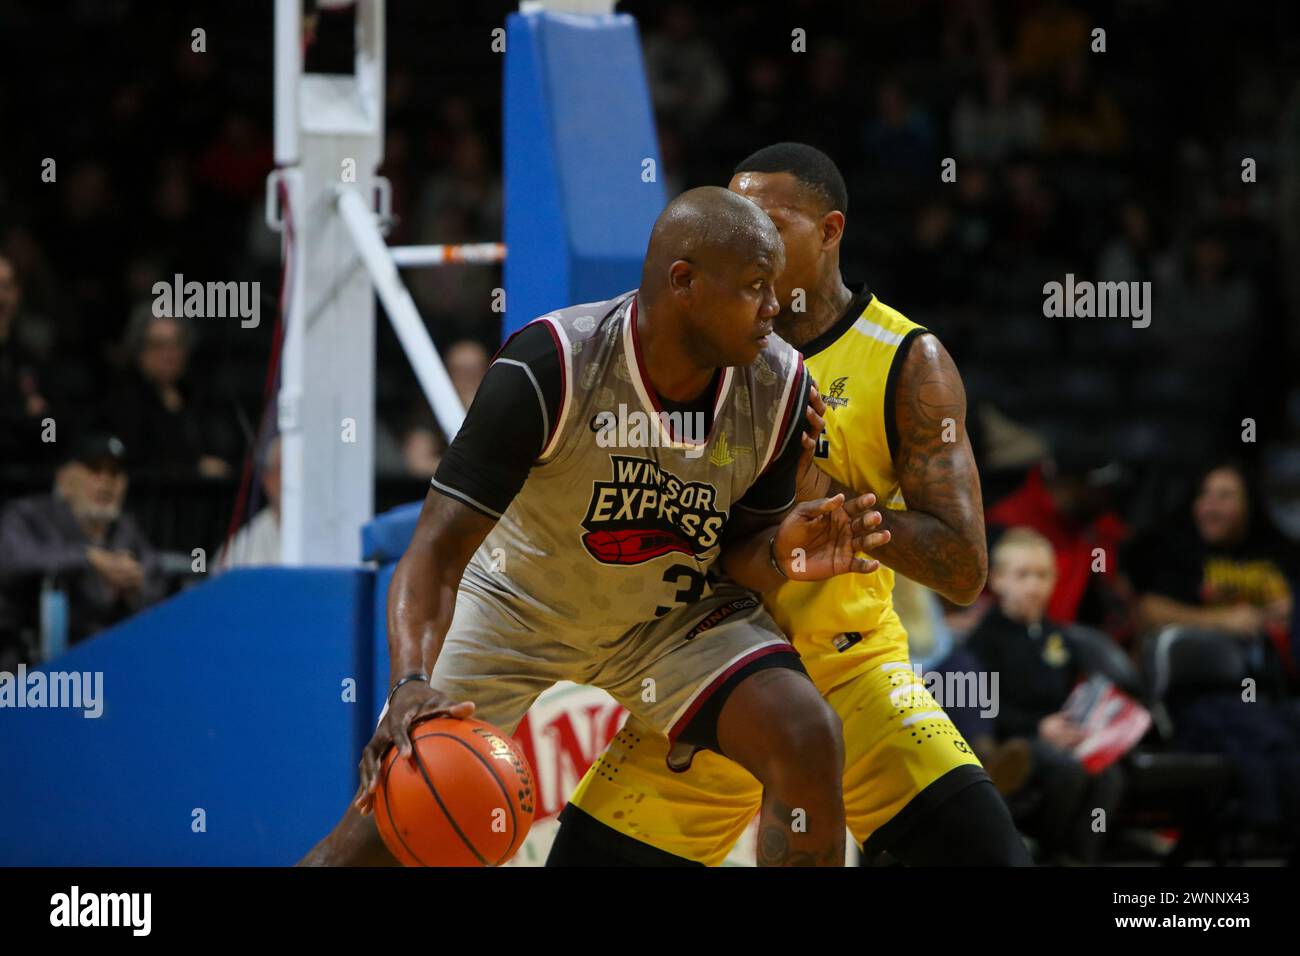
[459,290,808,639]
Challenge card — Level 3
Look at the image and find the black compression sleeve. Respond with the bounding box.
[734,365,814,515]
[431,322,563,519]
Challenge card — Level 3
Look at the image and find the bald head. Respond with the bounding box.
[634,187,784,370]
[640,186,783,301]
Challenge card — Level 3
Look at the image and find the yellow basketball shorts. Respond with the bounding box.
[565,623,986,865]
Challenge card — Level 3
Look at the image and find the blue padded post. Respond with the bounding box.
[361,501,423,723]
[503,10,665,337]
[0,568,373,865]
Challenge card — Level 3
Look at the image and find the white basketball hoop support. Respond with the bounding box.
[268,0,469,565]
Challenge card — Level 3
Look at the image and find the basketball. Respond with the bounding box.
[374,716,536,867]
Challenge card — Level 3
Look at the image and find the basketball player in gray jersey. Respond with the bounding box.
[301,187,889,867]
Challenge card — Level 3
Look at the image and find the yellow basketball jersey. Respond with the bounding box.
[768,288,927,690]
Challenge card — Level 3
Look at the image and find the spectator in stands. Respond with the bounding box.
[0,254,56,468]
[107,310,233,478]
[145,155,208,274]
[445,338,489,410]
[1042,56,1127,156]
[196,112,274,204]
[888,202,945,310]
[0,433,166,657]
[1127,460,1295,681]
[891,201,969,310]
[952,163,997,266]
[0,245,57,362]
[416,130,503,233]
[409,132,502,344]
[40,161,125,356]
[1097,201,1160,285]
[795,39,859,167]
[951,57,1043,164]
[986,454,1132,633]
[1013,0,1090,83]
[376,400,447,480]
[641,4,730,136]
[394,339,488,478]
[998,155,1064,253]
[1130,464,1300,853]
[379,340,484,480]
[965,528,1124,864]
[861,78,937,179]
[400,418,445,478]
[940,0,1000,66]
[0,229,59,362]
[216,436,281,570]
[1156,228,1258,394]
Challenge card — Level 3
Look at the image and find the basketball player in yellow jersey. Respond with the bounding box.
[548,144,1032,866]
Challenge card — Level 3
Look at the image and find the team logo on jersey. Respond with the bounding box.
[1043,632,1069,667]
[705,430,752,468]
[824,376,850,409]
[581,455,726,565]
[708,432,734,467]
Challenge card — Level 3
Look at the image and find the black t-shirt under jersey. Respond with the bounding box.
[433,321,809,520]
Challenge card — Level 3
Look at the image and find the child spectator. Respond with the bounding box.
[965,527,1124,863]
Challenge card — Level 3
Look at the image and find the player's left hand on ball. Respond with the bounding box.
[774,492,890,581]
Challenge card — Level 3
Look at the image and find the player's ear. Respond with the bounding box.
[821,210,846,250]
[667,258,695,296]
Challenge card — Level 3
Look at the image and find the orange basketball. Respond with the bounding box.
[375,716,536,867]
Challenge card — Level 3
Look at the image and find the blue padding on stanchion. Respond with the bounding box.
[361,500,422,564]
[0,568,373,865]
[360,503,422,722]
[372,560,398,723]
[504,10,665,337]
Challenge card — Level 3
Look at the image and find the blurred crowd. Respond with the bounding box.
[2,0,1300,862]
[616,0,1300,865]
[0,1,506,665]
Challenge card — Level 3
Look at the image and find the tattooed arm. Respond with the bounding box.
[805,335,987,605]
[868,334,986,604]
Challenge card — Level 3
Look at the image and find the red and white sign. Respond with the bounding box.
[503,682,626,866]
[1064,675,1152,774]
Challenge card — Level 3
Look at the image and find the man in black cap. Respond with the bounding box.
[0,432,166,665]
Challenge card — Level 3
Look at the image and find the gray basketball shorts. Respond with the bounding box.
[413,579,803,749]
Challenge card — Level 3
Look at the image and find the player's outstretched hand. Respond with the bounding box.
[353,680,475,815]
[773,492,890,581]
